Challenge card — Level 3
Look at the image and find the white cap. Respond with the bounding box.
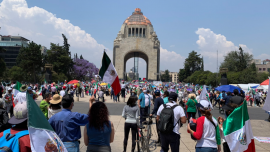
[197,100,211,110]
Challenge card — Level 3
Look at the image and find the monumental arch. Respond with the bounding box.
[113,8,160,81]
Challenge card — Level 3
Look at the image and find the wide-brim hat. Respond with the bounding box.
[49,94,62,104]
[20,85,27,92]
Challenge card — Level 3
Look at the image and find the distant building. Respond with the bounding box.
[160,70,178,82]
[253,59,270,73]
[169,72,178,83]
[0,35,29,68]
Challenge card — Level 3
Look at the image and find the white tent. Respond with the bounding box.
[257,85,268,92]
[237,84,260,92]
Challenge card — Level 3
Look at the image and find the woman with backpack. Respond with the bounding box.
[187,100,221,152]
[186,96,198,122]
[122,96,139,152]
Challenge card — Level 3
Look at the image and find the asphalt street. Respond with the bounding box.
[36,100,269,120]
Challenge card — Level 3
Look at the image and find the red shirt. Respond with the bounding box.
[0,128,31,152]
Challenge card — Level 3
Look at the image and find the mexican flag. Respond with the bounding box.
[94,82,98,94]
[13,81,22,97]
[26,93,67,152]
[223,101,255,152]
[98,51,121,96]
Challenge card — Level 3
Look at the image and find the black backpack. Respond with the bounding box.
[158,104,179,134]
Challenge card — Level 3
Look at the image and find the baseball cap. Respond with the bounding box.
[9,102,28,124]
[168,92,178,101]
[196,100,211,110]
[155,90,160,96]
[8,88,12,91]
[27,87,32,90]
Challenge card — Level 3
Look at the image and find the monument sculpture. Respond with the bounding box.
[113,8,160,81]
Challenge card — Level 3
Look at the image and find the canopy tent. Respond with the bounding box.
[251,85,259,89]
[261,79,270,85]
[215,85,243,93]
[237,84,259,92]
[257,85,268,92]
[67,80,79,84]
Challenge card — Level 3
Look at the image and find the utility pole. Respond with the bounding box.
[216,50,218,87]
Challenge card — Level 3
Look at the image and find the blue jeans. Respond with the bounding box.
[63,141,80,152]
[196,147,218,152]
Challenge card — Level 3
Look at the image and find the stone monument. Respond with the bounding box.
[113,8,160,81]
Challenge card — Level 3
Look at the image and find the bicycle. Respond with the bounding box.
[137,115,155,152]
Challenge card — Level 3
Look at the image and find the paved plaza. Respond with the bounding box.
[35,95,270,152]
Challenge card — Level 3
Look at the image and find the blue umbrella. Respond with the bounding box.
[215,85,243,93]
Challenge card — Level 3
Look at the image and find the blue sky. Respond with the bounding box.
[1,0,270,78]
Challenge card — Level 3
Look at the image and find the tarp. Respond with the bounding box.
[215,85,243,93]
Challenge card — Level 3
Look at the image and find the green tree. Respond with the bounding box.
[80,55,84,59]
[164,70,170,82]
[16,41,45,82]
[52,72,68,82]
[8,66,25,82]
[178,69,186,82]
[220,47,253,72]
[47,34,73,77]
[182,51,203,80]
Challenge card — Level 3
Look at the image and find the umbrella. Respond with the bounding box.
[261,79,269,85]
[67,80,79,84]
[91,80,96,83]
[100,83,108,86]
[215,85,243,93]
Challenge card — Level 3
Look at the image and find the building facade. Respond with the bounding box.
[113,8,160,81]
[169,72,179,83]
[0,35,29,68]
[253,59,270,73]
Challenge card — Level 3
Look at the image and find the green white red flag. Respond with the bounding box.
[98,51,121,95]
[223,101,255,152]
[26,93,67,152]
[13,81,22,97]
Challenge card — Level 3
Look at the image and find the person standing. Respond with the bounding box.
[0,101,31,152]
[49,95,95,152]
[121,81,126,98]
[48,94,62,119]
[51,84,56,96]
[187,100,221,152]
[137,88,150,126]
[229,89,244,106]
[157,92,186,152]
[0,98,10,132]
[0,83,3,98]
[122,96,139,152]
[186,96,198,122]
[4,88,14,117]
[13,85,27,105]
[150,90,164,145]
[39,93,52,119]
[60,86,66,97]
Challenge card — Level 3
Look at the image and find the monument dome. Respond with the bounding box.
[124,8,152,25]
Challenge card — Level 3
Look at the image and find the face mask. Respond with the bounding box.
[143,90,147,93]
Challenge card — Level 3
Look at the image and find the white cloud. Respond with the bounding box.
[195,28,252,71]
[0,0,108,66]
[160,47,185,72]
[255,53,270,61]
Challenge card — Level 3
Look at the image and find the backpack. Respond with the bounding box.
[0,129,29,152]
[158,104,179,134]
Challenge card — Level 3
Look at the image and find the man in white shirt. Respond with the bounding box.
[121,81,126,98]
[157,92,186,152]
[60,86,66,97]
[13,85,27,105]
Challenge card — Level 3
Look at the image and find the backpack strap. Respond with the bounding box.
[6,130,29,141]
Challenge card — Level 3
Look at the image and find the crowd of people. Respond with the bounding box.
[0,80,268,152]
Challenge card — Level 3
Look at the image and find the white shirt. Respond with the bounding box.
[48,108,62,119]
[60,90,65,97]
[196,95,200,103]
[157,102,185,134]
[14,91,27,105]
[121,84,126,89]
[144,94,150,106]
